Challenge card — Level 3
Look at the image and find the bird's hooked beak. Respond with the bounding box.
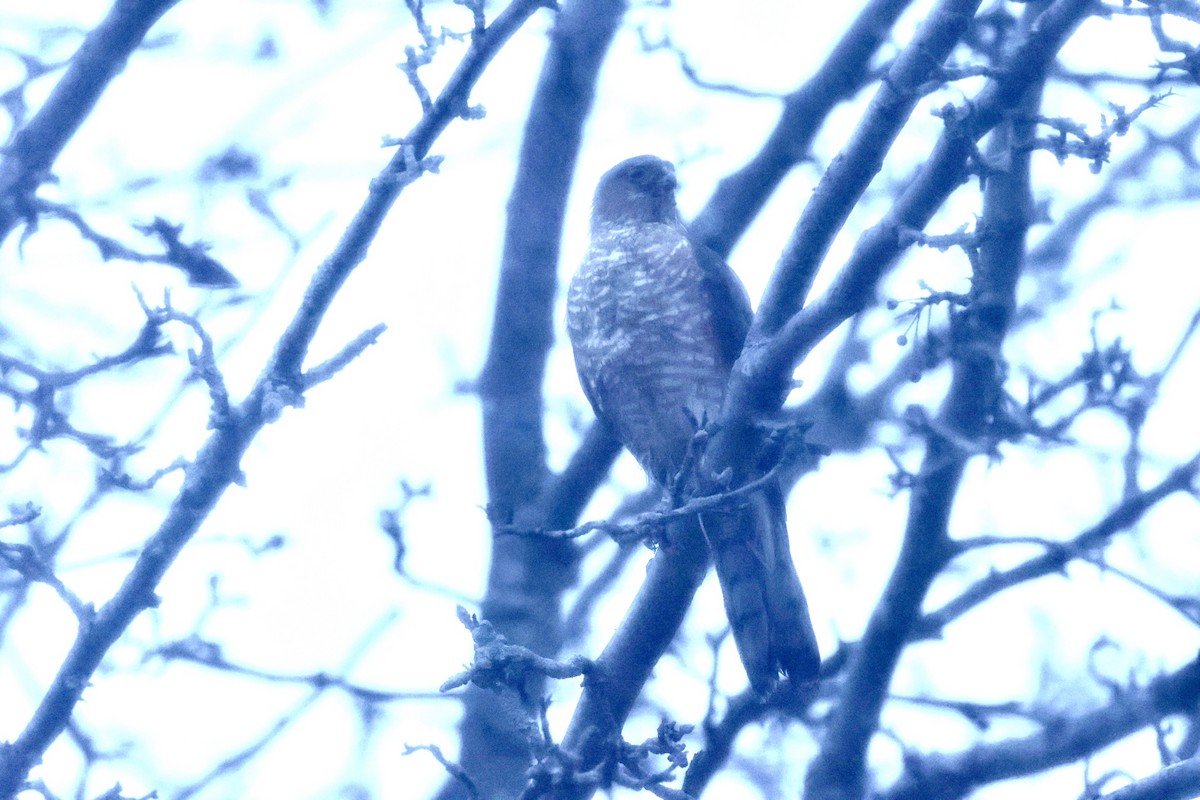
[660,162,678,193]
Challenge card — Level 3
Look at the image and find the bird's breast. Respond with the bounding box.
[568,227,715,361]
[566,224,731,484]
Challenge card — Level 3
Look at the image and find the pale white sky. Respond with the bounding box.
[1,1,1198,798]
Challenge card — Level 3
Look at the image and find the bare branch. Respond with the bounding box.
[690,0,919,257]
[0,315,174,467]
[149,635,447,704]
[440,606,592,694]
[806,6,1049,793]
[132,217,239,287]
[558,514,710,799]
[404,744,482,800]
[458,0,624,795]
[173,691,323,800]
[0,0,184,240]
[136,292,232,426]
[99,457,189,493]
[0,2,555,793]
[636,27,785,100]
[1030,93,1170,173]
[28,201,238,286]
[0,539,91,623]
[0,504,40,531]
[301,323,388,389]
[1094,754,1200,800]
[749,0,986,346]
[0,318,171,390]
[747,0,1097,414]
[499,456,806,543]
[882,655,1200,800]
[556,3,1023,795]
[1079,554,1200,628]
[919,454,1200,637]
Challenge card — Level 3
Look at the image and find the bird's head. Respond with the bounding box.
[591,155,681,230]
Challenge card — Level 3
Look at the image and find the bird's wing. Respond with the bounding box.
[692,241,753,368]
[575,365,612,432]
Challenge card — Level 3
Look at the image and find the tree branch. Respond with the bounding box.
[741,0,1095,416]
[557,515,711,800]
[449,1,624,797]
[0,2,553,795]
[0,0,184,241]
[690,0,919,258]
[918,454,1200,637]
[553,2,1004,795]
[750,0,985,345]
[1096,753,1200,800]
[805,4,1049,794]
[882,654,1200,800]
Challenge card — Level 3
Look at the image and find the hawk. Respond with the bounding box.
[566,155,820,692]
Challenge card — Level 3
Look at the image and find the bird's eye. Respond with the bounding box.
[628,166,650,184]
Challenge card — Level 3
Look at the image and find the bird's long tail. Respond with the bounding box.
[700,484,820,694]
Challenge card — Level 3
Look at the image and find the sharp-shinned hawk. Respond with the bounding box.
[566,155,820,693]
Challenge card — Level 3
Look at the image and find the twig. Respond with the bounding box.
[689,0,918,256]
[0,2,555,794]
[746,0,1097,416]
[749,0,988,347]
[0,504,40,530]
[135,291,232,426]
[918,454,1200,637]
[404,744,482,800]
[882,655,1200,800]
[497,462,790,542]
[636,27,785,100]
[0,0,184,240]
[0,318,172,465]
[173,611,406,798]
[148,635,449,704]
[1079,553,1200,627]
[440,606,592,694]
[805,7,1053,792]
[1093,753,1200,800]
[0,512,91,623]
[301,323,388,389]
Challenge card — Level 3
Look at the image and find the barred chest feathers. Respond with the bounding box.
[566,222,729,485]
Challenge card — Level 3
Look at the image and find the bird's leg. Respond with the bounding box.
[668,408,711,508]
[641,509,673,551]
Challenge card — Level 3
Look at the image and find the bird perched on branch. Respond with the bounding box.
[566,155,820,693]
